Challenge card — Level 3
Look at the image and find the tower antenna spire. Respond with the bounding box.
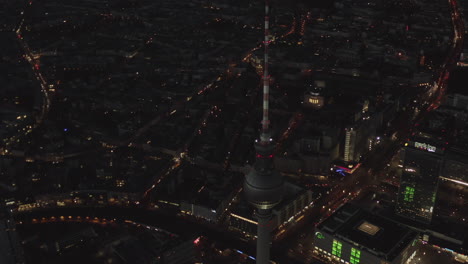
[261,0,271,143]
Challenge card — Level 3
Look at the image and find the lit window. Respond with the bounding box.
[350,248,361,264]
[308,98,320,104]
[404,186,415,202]
[332,240,342,258]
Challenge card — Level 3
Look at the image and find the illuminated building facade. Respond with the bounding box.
[397,111,457,224]
[396,144,444,224]
[314,203,418,264]
[303,80,325,109]
[343,122,376,163]
[344,127,356,162]
[342,99,379,163]
[304,94,325,109]
[229,181,314,237]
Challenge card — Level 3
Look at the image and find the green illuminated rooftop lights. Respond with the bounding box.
[315,232,325,239]
[404,186,415,202]
[350,248,361,264]
[332,240,342,258]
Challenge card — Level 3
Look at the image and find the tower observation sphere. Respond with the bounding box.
[244,140,284,210]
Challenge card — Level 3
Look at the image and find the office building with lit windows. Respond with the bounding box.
[396,143,444,224]
[342,100,380,163]
[396,111,454,224]
[314,203,418,264]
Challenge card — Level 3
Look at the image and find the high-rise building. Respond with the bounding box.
[343,117,378,163]
[396,139,445,224]
[344,127,357,162]
[396,111,454,224]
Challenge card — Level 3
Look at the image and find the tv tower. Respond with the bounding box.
[244,1,284,263]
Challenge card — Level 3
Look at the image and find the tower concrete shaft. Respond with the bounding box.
[256,209,273,264]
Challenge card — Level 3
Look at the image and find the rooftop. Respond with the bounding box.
[318,203,417,261]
